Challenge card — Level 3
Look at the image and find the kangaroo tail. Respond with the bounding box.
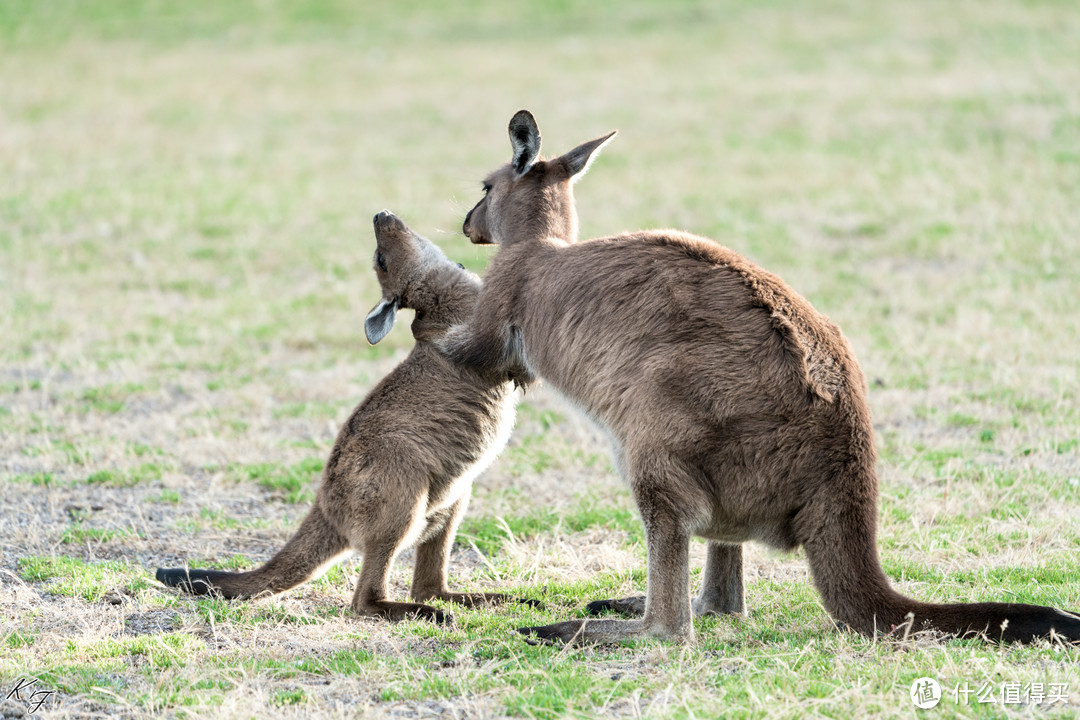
[904,600,1080,643]
[799,481,1080,644]
[156,504,349,599]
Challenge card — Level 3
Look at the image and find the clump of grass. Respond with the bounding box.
[270,687,308,706]
[5,471,57,486]
[186,554,252,571]
[85,462,171,487]
[18,556,148,602]
[4,628,37,649]
[154,488,182,503]
[173,507,270,534]
[65,633,204,670]
[60,524,137,545]
[77,382,147,414]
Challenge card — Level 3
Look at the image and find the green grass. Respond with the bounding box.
[17,556,150,602]
[461,501,644,556]
[85,462,172,487]
[225,458,323,503]
[173,507,272,534]
[60,524,138,545]
[65,633,205,670]
[154,488,182,504]
[2,0,1079,718]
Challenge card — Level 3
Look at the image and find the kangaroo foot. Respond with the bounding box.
[356,600,453,624]
[517,617,689,645]
[691,596,745,617]
[587,594,743,619]
[517,620,596,645]
[585,595,646,617]
[419,591,544,610]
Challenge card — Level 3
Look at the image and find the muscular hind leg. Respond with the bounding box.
[410,499,533,608]
[520,451,703,644]
[351,545,450,623]
[350,499,451,623]
[693,542,745,616]
[586,542,744,619]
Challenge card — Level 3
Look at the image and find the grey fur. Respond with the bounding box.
[157,211,522,623]
[450,111,1080,645]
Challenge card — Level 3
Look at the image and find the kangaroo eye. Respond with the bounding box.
[456,262,465,269]
[482,182,492,193]
[376,253,387,272]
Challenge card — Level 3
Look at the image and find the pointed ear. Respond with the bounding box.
[509,110,541,176]
[561,130,617,182]
[364,298,399,345]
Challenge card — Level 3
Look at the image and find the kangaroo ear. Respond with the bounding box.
[561,130,617,182]
[509,110,542,177]
[365,298,399,345]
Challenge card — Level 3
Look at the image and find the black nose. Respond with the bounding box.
[374,209,394,225]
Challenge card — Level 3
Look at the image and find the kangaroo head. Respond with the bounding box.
[365,210,480,345]
[462,110,616,246]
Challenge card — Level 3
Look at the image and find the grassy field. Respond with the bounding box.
[2,0,1079,717]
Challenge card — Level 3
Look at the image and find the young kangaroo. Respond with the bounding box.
[157,211,521,623]
[448,110,1080,645]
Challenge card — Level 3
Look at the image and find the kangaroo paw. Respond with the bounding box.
[401,603,454,625]
[517,618,657,644]
[359,601,454,625]
[585,595,646,617]
[419,606,453,625]
[517,621,587,645]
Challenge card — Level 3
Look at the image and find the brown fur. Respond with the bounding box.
[449,110,1080,644]
[156,211,522,624]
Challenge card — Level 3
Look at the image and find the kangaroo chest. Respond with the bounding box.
[425,389,518,513]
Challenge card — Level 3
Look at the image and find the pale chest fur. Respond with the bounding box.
[424,389,519,514]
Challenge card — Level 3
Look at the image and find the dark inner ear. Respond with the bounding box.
[509,110,541,176]
[364,299,398,345]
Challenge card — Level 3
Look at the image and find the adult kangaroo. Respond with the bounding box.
[448,109,1080,644]
[157,211,522,623]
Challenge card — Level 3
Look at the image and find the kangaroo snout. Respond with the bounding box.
[374,209,405,232]
[462,208,475,240]
[462,207,490,245]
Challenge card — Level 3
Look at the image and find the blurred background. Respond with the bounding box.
[1,2,1078,716]
[3,1,1078,381]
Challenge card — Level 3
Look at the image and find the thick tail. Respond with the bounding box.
[903,599,1080,643]
[156,504,349,599]
[799,481,1080,644]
